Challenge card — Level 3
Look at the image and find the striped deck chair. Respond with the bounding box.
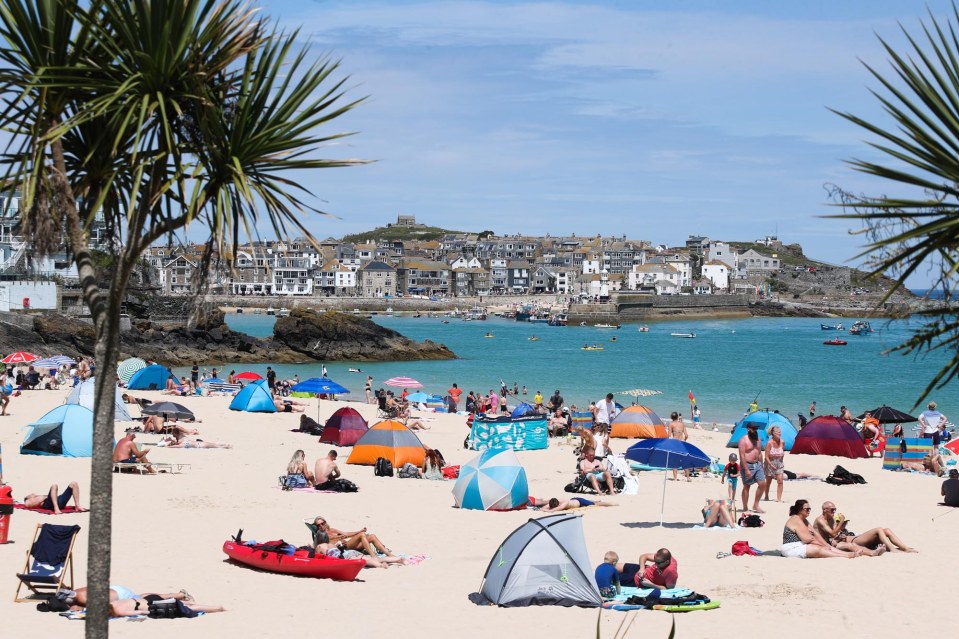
[882,438,934,471]
[571,411,594,432]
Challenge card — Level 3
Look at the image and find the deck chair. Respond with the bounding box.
[14,523,80,602]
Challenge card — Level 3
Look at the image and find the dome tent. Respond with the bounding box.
[346,420,426,467]
[20,404,96,458]
[126,364,174,391]
[726,411,798,451]
[229,379,276,413]
[469,513,602,608]
[319,407,369,446]
[791,416,868,459]
[610,405,667,439]
[66,377,133,421]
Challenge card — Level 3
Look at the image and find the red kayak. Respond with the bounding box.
[223,540,365,581]
[823,339,847,346]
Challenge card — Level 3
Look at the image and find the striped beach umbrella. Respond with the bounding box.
[2,352,38,364]
[452,448,529,511]
[610,405,667,439]
[618,388,663,398]
[384,376,423,389]
[33,354,76,369]
[117,357,147,383]
[346,420,427,467]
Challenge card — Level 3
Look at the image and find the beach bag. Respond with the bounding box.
[738,513,765,528]
[331,478,359,493]
[374,457,394,477]
[826,465,865,485]
[442,465,460,479]
[397,463,420,479]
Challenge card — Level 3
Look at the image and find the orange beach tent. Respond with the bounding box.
[346,420,427,467]
[610,405,667,439]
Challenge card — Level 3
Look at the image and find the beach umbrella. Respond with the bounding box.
[33,355,76,370]
[65,377,133,421]
[618,388,663,398]
[856,405,917,424]
[2,351,38,364]
[141,401,195,421]
[235,371,262,381]
[291,377,350,420]
[384,376,423,389]
[117,357,147,383]
[452,448,529,511]
[625,438,711,526]
[406,392,431,403]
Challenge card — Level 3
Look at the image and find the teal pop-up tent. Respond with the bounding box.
[21,404,95,457]
[229,379,276,413]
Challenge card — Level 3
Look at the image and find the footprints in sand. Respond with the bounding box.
[714,583,824,601]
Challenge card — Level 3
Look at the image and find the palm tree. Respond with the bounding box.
[831,7,959,403]
[0,1,365,636]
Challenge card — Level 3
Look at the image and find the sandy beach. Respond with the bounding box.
[1,386,955,638]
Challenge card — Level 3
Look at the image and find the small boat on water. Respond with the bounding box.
[820,323,844,330]
[610,337,617,342]
[413,312,422,318]
[253,308,263,315]
[484,333,495,338]
[348,367,362,373]
[548,313,568,326]
[594,323,620,329]
[385,307,394,316]
[351,308,361,315]
[236,307,244,314]
[442,320,450,324]
[528,336,540,341]
[637,326,649,332]
[849,320,874,335]
[277,307,290,317]
[266,306,276,316]
[581,345,605,351]
[670,332,696,338]
[823,339,848,346]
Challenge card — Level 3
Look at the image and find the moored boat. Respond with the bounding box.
[637,326,649,332]
[849,320,873,335]
[820,323,844,330]
[670,332,696,338]
[266,306,276,316]
[277,307,290,317]
[823,339,848,346]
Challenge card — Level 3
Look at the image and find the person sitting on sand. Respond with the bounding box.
[21,481,87,513]
[633,549,678,589]
[313,451,342,490]
[534,496,616,512]
[701,498,736,528]
[594,551,622,598]
[942,468,959,506]
[547,407,568,436]
[579,446,616,495]
[781,499,861,559]
[141,414,199,436]
[812,501,887,557]
[420,449,445,480]
[821,501,917,552]
[113,431,156,474]
[285,449,314,487]
[312,515,396,558]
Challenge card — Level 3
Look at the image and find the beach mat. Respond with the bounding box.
[14,504,84,515]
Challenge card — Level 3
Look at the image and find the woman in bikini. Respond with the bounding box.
[781,499,860,559]
[312,516,397,559]
[762,426,786,502]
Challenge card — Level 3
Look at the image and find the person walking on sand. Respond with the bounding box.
[365,376,373,404]
[738,423,765,513]
[668,412,690,481]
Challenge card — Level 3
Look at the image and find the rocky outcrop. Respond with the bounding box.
[0,308,456,365]
[272,309,456,361]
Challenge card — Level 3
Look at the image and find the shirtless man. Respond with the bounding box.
[579,446,616,494]
[22,482,86,513]
[737,423,765,513]
[668,412,690,481]
[812,501,887,557]
[819,502,917,552]
[112,431,156,474]
[535,496,617,511]
[314,450,341,490]
[273,398,306,413]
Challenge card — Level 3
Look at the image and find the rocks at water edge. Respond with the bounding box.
[272,308,456,361]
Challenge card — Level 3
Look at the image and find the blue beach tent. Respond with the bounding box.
[20,404,96,457]
[510,403,537,418]
[126,364,174,391]
[452,448,529,511]
[229,379,276,413]
[726,411,798,451]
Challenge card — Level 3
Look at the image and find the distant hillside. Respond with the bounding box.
[342,225,490,244]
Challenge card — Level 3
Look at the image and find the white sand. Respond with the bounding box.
[1,388,956,638]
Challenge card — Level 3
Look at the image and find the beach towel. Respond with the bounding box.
[601,586,719,612]
[14,504,84,515]
[272,486,338,494]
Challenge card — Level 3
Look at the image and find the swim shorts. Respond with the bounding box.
[742,461,765,485]
[780,542,807,558]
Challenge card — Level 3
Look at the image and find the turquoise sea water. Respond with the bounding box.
[214,314,953,426]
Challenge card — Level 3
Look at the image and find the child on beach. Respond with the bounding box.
[722,453,740,505]
[594,551,621,599]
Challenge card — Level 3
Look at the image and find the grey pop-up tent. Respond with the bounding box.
[469,513,601,608]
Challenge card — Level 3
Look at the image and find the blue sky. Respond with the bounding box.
[212,3,959,284]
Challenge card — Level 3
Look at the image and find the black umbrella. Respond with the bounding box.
[141,401,195,421]
[857,405,917,424]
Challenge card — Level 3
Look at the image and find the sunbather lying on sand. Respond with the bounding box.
[532,497,616,511]
[158,435,232,449]
[22,481,86,513]
[66,586,194,608]
[315,542,409,568]
[312,516,396,558]
[109,597,225,617]
[274,399,305,413]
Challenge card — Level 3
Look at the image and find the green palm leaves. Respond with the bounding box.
[833,7,959,402]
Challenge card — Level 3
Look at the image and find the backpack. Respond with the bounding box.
[374,457,394,477]
[738,513,765,528]
[331,478,358,493]
[397,463,420,479]
[826,465,866,485]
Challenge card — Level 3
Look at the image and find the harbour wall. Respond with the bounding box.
[568,294,752,324]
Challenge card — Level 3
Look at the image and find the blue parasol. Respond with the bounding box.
[625,438,711,526]
[291,377,350,421]
[406,392,431,404]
